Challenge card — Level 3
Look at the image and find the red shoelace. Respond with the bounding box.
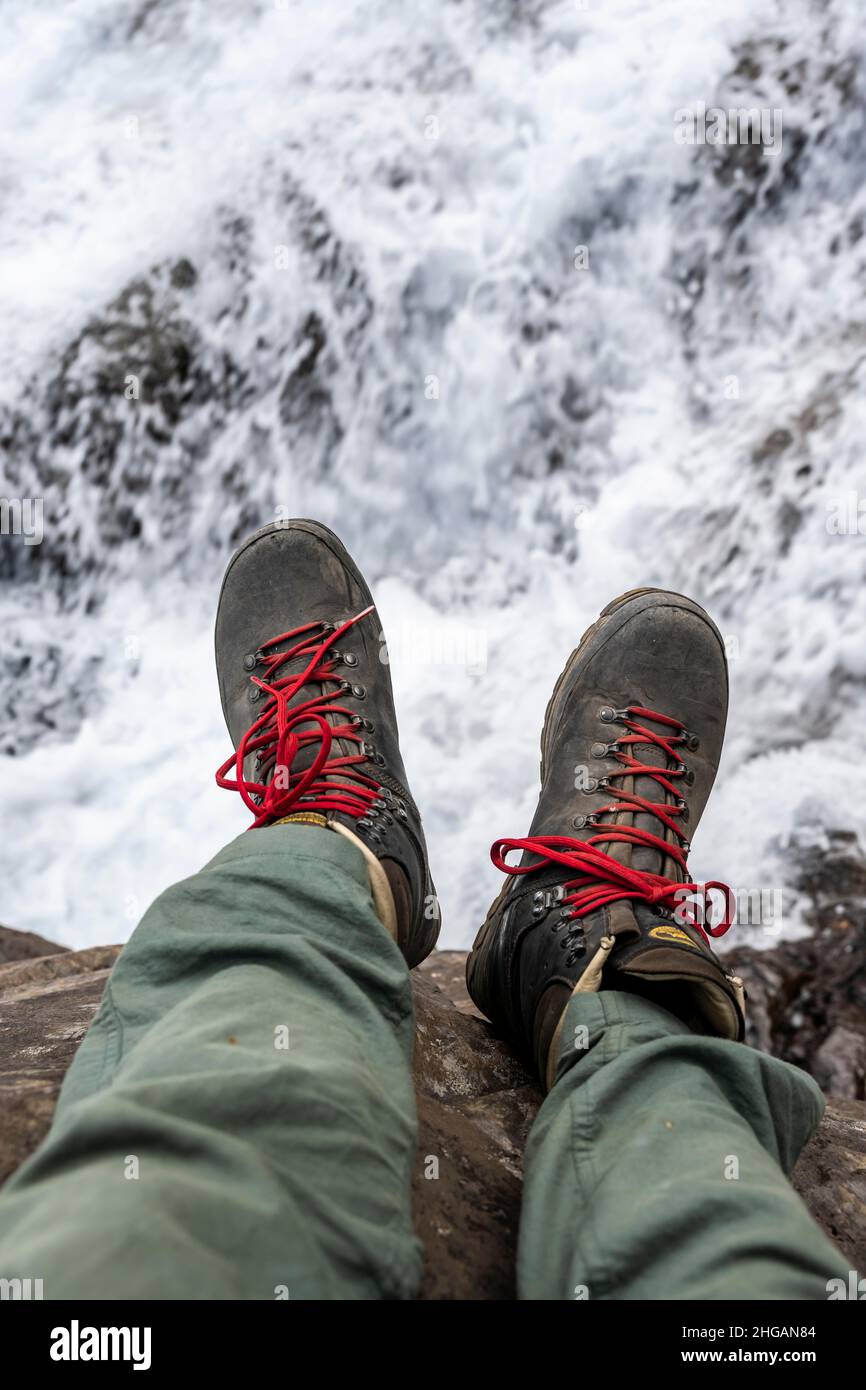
[216,607,382,829]
[492,705,734,944]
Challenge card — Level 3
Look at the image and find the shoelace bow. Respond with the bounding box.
[216,607,382,830]
[492,704,734,944]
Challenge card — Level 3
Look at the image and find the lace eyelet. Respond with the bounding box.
[599,706,629,724]
[243,653,258,671]
[343,652,358,667]
[351,684,366,699]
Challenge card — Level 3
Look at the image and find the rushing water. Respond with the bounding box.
[2,0,866,948]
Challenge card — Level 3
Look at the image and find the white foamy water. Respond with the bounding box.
[2,0,866,950]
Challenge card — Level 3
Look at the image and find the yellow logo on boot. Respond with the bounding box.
[649,924,699,948]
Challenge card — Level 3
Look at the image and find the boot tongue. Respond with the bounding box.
[606,723,682,881]
[249,640,356,788]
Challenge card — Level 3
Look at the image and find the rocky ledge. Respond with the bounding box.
[0,931,864,1299]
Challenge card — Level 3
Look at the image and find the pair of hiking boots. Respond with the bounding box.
[215,521,745,1088]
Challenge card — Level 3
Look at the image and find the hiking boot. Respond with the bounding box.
[467,588,745,1087]
[214,519,439,967]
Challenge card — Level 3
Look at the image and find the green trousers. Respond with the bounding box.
[0,825,846,1299]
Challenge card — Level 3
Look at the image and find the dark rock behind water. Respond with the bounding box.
[727,829,866,1100]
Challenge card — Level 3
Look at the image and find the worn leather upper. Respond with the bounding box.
[467,589,744,1079]
[215,520,439,966]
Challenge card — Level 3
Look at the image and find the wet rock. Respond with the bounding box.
[0,945,121,1187]
[412,962,541,1299]
[727,829,866,1099]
